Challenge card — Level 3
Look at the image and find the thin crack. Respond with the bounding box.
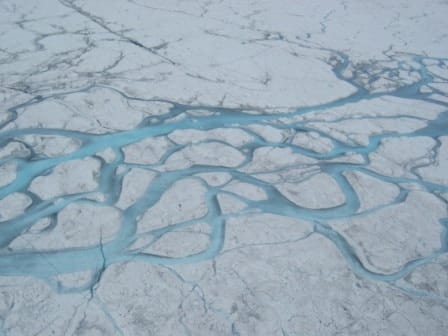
[88,230,106,301]
[58,0,177,65]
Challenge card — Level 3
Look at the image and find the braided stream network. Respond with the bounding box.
[1,49,448,297]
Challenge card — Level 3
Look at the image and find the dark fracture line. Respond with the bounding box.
[58,0,177,65]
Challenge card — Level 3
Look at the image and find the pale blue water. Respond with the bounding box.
[1,51,447,297]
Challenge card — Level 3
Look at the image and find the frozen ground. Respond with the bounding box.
[1,0,448,335]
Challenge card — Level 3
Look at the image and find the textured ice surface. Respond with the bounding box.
[1,0,448,335]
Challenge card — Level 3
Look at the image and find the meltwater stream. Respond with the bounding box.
[1,50,448,299]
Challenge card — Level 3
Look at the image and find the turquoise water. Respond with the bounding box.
[1,51,447,296]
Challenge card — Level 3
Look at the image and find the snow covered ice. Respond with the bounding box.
[1,0,448,335]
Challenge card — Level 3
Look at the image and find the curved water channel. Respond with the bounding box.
[1,49,447,299]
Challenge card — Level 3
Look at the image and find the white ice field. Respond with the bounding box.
[0,1,448,335]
